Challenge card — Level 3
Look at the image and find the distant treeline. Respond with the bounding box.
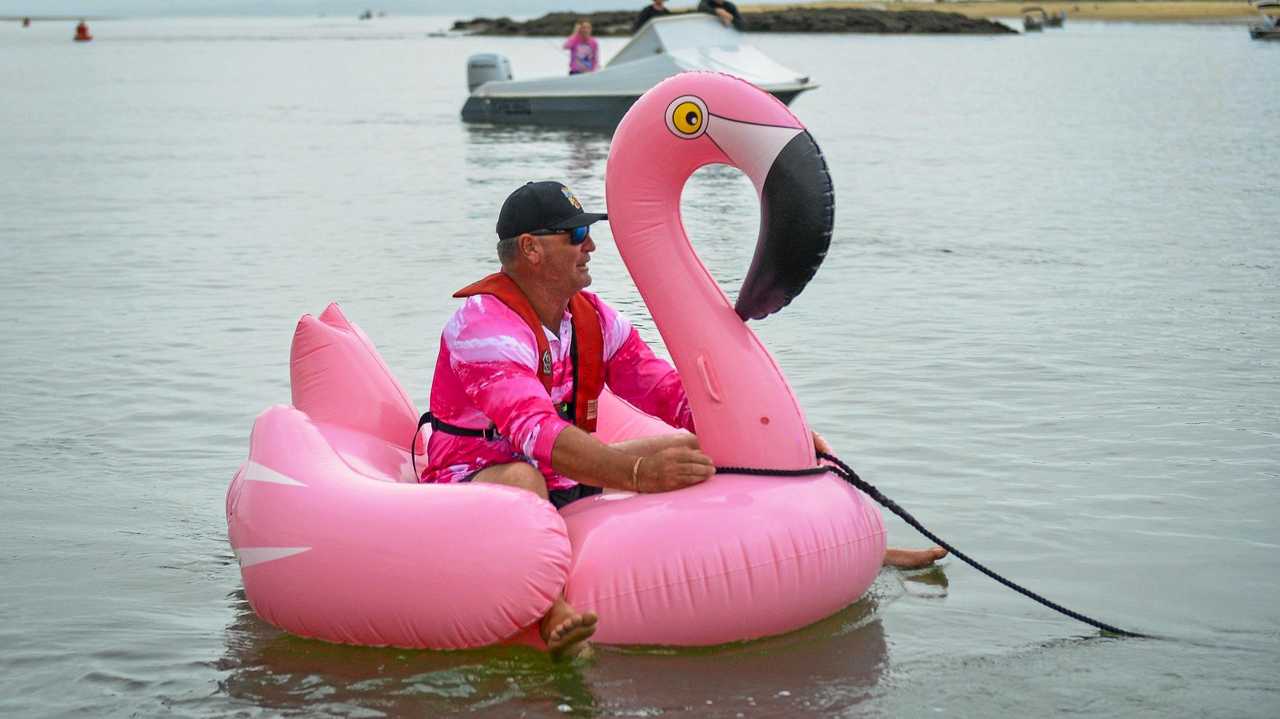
[452,8,1015,36]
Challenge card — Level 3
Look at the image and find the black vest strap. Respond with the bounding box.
[423,327,582,444]
[416,330,581,483]
[418,411,501,441]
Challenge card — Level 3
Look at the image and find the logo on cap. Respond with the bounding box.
[560,185,583,211]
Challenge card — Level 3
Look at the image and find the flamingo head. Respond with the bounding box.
[607,72,834,321]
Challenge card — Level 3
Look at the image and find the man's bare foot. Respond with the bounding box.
[884,546,948,569]
[541,597,598,661]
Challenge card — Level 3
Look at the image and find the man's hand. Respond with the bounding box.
[813,430,833,456]
[714,8,733,25]
[636,447,714,493]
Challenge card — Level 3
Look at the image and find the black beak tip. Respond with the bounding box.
[735,130,833,323]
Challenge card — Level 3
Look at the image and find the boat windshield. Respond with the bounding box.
[609,14,740,68]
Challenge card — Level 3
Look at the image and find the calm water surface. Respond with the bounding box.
[1,15,1277,718]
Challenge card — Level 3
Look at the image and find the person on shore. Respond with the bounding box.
[698,0,744,30]
[562,20,599,75]
[421,181,946,660]
[633,0,671,33]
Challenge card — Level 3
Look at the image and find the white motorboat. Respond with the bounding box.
[461,14,817,129]
[1022,6,1047,32]
[1251,0,1280,39]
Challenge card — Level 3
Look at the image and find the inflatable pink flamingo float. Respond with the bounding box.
[226,72,886,649]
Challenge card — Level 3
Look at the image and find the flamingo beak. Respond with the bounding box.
[705,117,834,321]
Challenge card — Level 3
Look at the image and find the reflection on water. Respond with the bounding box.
[220,592,595,716]
[464,124,612,180]
[898,564,950,599]
[462,123,614,144]
[218,580,896,717]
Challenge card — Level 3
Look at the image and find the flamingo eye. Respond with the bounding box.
[665,96,708,139]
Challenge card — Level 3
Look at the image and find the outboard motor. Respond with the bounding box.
[466,53,512,93]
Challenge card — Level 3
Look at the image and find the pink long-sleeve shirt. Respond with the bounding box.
[562,34,599,74]
[421,290,693,491]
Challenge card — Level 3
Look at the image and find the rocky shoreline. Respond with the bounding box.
[452,8,1015,36]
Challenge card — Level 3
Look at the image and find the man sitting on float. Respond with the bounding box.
[420,181,945,660]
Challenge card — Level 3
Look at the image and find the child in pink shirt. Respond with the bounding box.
[562,20,599,75]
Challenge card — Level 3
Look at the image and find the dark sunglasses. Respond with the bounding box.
[529,225,591,245]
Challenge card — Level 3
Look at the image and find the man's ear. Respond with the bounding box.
[519,233,541,265]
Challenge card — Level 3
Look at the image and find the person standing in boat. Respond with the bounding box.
[562,20,599,75]
[698,0,744,30]
[421,181,946,660]
[633,0,671,33]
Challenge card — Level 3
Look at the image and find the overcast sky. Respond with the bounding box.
[1,0,719,18]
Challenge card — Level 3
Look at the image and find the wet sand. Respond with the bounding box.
[760,1,1262,22]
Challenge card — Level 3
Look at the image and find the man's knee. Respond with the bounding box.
[506,463,547,497]
[475,462,548,499]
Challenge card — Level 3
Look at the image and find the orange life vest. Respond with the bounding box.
[453,273,604,432]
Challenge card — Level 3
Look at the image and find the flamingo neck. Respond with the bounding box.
[612,174,814,468]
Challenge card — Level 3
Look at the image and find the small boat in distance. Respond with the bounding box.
[1045,9,1066,27]
[1250,1,1280,39]
[1022,6,1047,32]
[460,14,817,130]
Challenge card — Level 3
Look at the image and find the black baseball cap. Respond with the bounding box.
[496,181,607,239]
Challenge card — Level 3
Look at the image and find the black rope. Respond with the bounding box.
[717,451,1150,639]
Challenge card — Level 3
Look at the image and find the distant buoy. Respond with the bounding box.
[74,21,93,42]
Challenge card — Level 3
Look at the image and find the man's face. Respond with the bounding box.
[534,228,596,295]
